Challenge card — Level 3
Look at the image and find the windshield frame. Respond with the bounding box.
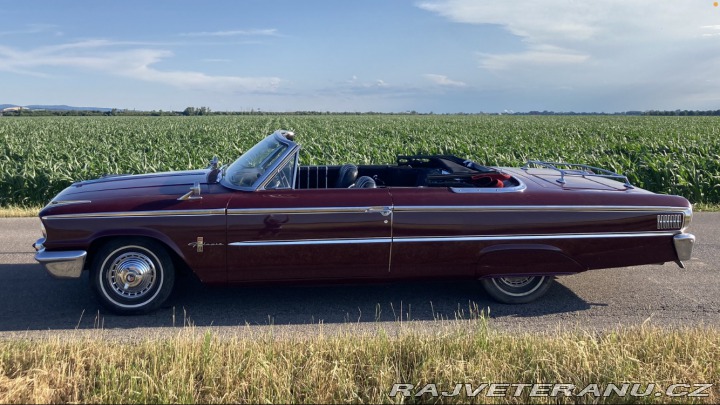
[220,132,300,191]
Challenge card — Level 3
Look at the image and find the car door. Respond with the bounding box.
[387,187,480,279]
[226,187,393,282]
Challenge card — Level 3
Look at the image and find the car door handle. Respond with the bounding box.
[366,207,392,216]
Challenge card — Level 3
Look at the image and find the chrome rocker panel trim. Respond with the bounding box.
[33,238,86,279]
[230,237,392,246]
[42,209,226,220]
[230,231,678,247]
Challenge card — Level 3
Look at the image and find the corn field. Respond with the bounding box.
[1,115,718,207]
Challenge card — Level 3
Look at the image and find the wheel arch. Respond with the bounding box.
[476,243,587,278]
[86,233,191,276]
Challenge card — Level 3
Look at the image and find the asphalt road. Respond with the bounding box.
[0,214,717,338]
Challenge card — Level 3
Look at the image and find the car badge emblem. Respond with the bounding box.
[188,237,223,253]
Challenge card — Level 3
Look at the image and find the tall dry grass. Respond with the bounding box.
[0,205,40,217]
[0,321,718,404]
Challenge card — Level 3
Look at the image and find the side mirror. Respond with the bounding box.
[207,156,219,170]
[177,182,202,201]
[207,160,222,184]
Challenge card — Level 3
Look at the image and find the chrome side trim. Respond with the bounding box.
[237,205,692,214]
[228,206,380,215]
[48,200,92,207]
[450,179,527,194]
[44,205,689,219]
[393,231,677,243]
[393,205,692,213]
[43,209,226,220]
[35,248,87,279]
[229,237,392,246]
[230,231,676,247]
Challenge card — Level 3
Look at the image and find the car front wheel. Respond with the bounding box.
[480,275,553,304]
[91,238,175,315]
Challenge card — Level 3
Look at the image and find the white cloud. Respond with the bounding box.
[416,0,718,65]
[0,23,61,37]
[343,76,391,89]
[417,0,720,110]
[479,45,589,71]
[0,40,281,93]
[701,25,720,37]
[423,74,466,87]
[417,0,715,44]
[131,64,281,92]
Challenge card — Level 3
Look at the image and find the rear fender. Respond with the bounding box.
[476,243,586,278]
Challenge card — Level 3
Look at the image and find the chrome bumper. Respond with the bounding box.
[33,238,87,279]
[673,233,695,269]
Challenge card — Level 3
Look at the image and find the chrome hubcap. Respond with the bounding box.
[498,277,534,288]
[107,252,156,299]
[491,276,545,297]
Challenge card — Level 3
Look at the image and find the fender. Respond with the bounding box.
[87,228,189,264]
[84,227,226,284]
[477,243,587,278]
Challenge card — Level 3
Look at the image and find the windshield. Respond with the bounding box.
[224,136,290,188]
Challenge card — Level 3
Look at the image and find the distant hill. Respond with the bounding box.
[1,104,113,112]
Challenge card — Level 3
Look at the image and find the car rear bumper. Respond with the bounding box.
[673,233,695,268]
[33,238,86,279]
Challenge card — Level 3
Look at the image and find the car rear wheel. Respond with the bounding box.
[480,276,553,304]
[91,238,175,315]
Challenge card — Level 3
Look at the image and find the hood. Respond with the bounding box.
[59,169,211,197]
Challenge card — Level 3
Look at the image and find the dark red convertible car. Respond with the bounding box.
[33,130,695,314]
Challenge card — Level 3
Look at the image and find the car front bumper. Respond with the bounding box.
[33,238,86,279]
[673,233,695,268]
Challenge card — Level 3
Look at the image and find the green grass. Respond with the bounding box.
[0,323,718,404]
[2,115,720,207]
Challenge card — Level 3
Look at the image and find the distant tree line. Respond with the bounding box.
[520,110,720,116]
[3,107,720,117]
[0,107,421,117]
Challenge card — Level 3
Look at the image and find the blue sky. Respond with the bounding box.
[1,0,719,113]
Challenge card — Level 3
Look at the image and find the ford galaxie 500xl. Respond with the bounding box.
[33,130,695,315]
